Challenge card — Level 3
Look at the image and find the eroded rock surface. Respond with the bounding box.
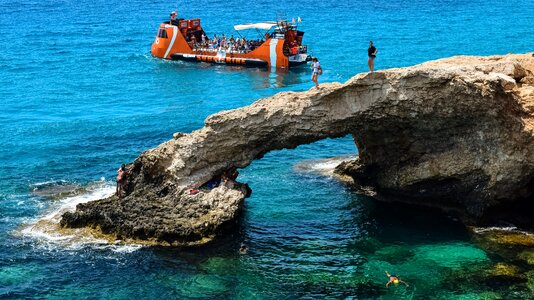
[335,54,534,223]
[62,53,534,244]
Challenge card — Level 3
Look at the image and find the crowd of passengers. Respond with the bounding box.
[188,33,305,55]
[187,33,265,53]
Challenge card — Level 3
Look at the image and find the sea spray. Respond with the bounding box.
[18,180,142,252]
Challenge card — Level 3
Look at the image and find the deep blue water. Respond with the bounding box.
[1,0,534,298]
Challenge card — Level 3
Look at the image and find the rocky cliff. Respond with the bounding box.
[61,53,534,245]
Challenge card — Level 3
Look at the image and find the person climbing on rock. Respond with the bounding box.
[116,164,128,198]
[385,271,408,287]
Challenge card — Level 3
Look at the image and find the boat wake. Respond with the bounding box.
[17,180,143,253]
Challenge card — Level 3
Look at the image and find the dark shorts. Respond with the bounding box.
[369,56,376,60]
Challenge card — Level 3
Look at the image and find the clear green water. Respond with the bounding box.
[1,0,534,298]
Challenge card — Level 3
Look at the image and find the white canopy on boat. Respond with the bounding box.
[233,22,278,31]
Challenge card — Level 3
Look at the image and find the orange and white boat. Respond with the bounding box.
[151,15,312,69]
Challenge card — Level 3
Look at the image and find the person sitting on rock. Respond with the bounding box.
[188,188,200,195]
[221,174,235,188]
[116,164,128,198]
[226,165,239,181]
[385,271,408,288]
[206,177,220,189]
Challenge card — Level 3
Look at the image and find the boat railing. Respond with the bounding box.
[193,47,256,55]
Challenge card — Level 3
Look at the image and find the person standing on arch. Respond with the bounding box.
[311,57,322,89]
[368,40,378,72]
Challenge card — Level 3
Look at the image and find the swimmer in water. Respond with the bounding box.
[239,243,248,254]
[385,271,409,288]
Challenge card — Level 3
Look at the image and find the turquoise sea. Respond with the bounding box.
[1,0,534,298]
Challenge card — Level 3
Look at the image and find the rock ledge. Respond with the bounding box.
[62,53,534,244]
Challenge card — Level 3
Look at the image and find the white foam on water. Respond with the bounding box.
[41,184,114,221]
[30,179,68,187]
[294,156,355,177]
[18,181,145,252]
[472,226,518,233]
[472,226,534,237]
[109,244,144,253]
[310,160,344,172]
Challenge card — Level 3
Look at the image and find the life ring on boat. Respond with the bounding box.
[156,38,160,44]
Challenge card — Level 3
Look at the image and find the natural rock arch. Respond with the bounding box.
[62,53,534,245]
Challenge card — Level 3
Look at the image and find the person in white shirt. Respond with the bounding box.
[311,57,322,89]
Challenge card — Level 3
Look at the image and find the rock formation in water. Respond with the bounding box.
[61,53,534,245]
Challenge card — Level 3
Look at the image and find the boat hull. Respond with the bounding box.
[170,53,268,68]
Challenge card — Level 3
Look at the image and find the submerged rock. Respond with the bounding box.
[62,53,534,244]
[31,181,84,200]
[477,231,534,247]
[489,263,522,277]
[485,263,527,286]
[518,251,534,265]
[412,243,489,269]
[372,245,414,263]
[527,270,534,294]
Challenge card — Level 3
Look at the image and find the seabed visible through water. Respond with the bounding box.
[1,0,534,298]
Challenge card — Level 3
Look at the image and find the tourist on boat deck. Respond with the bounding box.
[291,44,298,55]
[170,11,178,25]
[385,271,408,288]
[311,57,322,89]
[368,40,378,72]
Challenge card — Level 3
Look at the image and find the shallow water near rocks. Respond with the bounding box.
[1,0,534,298]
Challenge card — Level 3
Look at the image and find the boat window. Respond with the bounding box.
[157,29,168,38]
